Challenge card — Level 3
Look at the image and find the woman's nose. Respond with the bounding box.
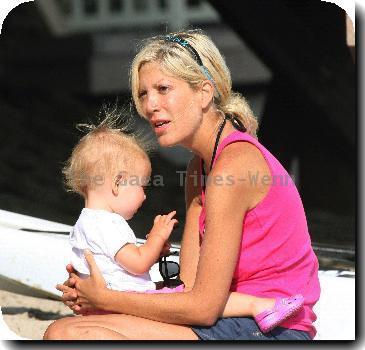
[145,93,160,115]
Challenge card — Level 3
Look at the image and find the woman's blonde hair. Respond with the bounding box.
[63,105,151,197]
[130,29,258,137]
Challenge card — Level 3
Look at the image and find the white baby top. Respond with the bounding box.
[69,208,156,292]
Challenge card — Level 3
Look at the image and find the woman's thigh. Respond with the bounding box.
[46,314,199,340]
[192,317,311,340]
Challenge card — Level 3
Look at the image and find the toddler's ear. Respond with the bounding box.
[112,180,119,196]
[113,171,127,195]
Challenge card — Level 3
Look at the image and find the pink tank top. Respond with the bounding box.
[199,131,320,338]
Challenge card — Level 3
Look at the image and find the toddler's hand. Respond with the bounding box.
[149,211,178,241]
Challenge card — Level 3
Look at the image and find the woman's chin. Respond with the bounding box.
[157,135,179,148]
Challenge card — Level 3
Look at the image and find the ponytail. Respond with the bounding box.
[219,92,258,138]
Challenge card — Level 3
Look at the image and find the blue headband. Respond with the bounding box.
[164,35,220,99]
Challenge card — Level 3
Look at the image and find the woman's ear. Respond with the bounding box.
[200,80,215,109]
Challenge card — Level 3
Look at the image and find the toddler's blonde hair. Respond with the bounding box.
[63,106,151,197]
[130,29,258,137]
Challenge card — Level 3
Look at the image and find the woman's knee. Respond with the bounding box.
[43,317,78,340]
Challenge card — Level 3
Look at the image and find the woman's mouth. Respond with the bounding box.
[153,120,171,134]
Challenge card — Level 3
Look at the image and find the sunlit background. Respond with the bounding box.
[0,0,355,269]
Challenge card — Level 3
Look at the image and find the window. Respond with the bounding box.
[57,0,72,15]
[109,0,123,13]
[134,0,148,12]
[82,0,98,15]
[158,0,168,10]
[187,0,202,8]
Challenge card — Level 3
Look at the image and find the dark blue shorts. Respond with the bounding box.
[191,317,312,340]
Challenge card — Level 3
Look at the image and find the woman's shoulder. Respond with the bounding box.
[209,141,272,209]
[213,140,269,176]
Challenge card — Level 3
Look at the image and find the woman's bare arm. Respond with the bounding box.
[178,156,202,290]
[71,143,271,325]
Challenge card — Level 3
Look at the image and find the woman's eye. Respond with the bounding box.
[138,91,147,99]
[158,85,169,94]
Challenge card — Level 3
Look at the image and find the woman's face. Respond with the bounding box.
[138,62,203,148]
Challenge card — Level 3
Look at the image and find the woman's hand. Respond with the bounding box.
[71,250,108,314]
[56,264,79,312]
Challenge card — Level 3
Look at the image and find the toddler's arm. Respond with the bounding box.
[114,211,177,275]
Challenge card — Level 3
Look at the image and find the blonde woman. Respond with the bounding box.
[45,30,320,340]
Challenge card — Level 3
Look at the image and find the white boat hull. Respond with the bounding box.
[0,209,355,340]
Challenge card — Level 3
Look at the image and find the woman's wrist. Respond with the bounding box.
[95,287,112,310]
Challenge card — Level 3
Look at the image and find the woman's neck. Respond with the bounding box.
[183,111,236,172]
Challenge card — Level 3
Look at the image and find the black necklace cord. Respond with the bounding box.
[202,114,247,189]
[209,117,227,171]
[209,114,246,171]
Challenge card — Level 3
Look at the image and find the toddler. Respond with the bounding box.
[63,111,304,332]
[63,114,181,294]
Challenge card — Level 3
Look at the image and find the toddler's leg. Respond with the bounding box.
[222,292,304,333]
[145,284,184,294]
[222,292,276,318]
[254,295,304,333]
